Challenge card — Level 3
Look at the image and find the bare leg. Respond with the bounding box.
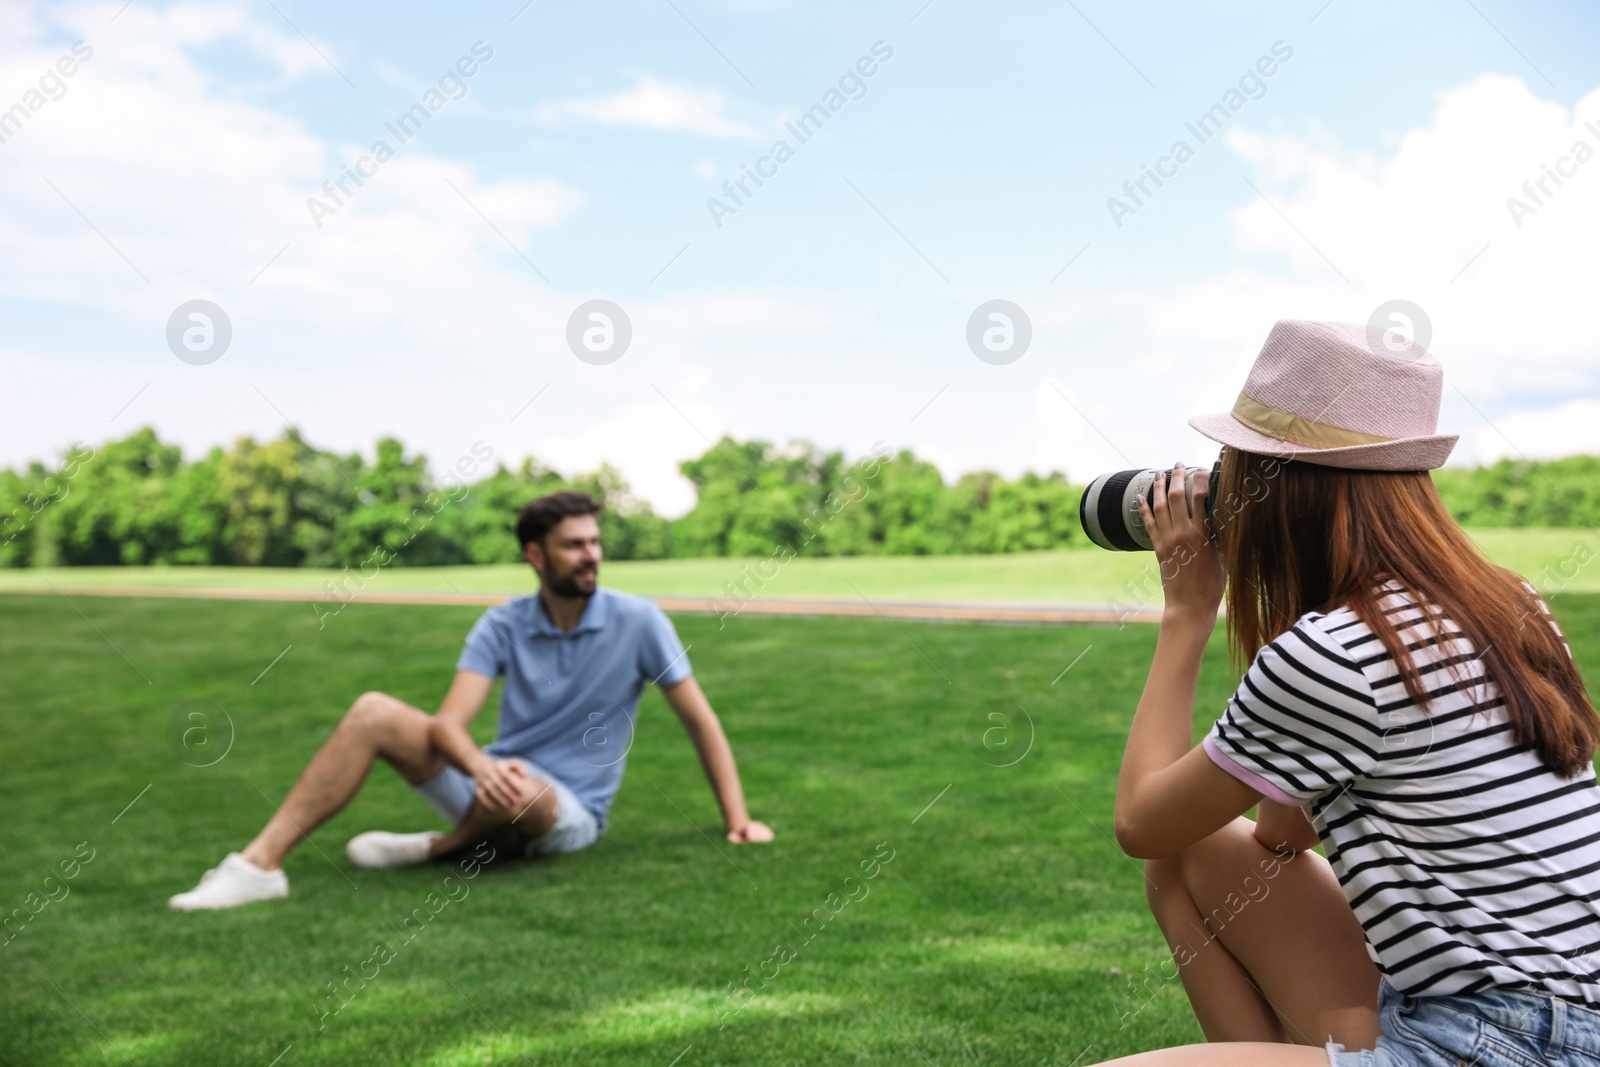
[1143,849,1284,1044]
[1139,817,1379,1049]
[1096,1044,1333,1066]
[428,772,560,858]
[241,692,442,871]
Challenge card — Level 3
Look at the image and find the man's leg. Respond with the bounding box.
[171,691,444,910]
[428,769,560,859]
[240,691,442,870]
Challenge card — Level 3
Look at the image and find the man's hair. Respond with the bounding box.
[516,490,603,548]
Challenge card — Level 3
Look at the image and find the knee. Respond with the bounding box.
[343,691,400,732]
[507,776,559,824]
[1182,818,1275,881]
[1144,835,1232,921]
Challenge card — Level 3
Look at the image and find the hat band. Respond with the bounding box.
[1231,393,1396,450]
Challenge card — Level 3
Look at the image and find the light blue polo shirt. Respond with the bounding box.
[456,586,692,829]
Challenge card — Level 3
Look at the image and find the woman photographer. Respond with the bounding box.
[1098,321,1600,1066]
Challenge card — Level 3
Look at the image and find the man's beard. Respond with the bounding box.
[546,563,598,598]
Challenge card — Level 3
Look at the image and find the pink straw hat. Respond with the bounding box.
[1189,320,1459,471]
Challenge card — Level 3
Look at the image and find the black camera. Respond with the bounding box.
[1078,462,1221,551]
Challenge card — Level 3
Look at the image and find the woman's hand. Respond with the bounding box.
[1138,463,1223,624]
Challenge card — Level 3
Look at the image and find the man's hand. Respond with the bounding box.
[474,758,529,813]
[662,677,772,846]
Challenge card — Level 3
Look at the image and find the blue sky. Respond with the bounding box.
[5,0,1600,513]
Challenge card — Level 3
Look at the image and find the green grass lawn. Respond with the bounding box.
[0,528,1595,605]
[3,590,1598,1066]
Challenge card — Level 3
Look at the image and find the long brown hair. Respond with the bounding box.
[1214,447,1598,778]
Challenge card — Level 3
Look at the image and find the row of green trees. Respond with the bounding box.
[0,429,1082,567]
[1431,456,1600,528]
[3,430,1595,568]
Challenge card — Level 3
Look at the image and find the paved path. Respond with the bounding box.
[0,584,1162,625]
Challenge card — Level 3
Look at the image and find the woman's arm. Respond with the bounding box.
[1255,798,1321,853]
[1113,464,1261,858]
[1117,606,1214,793]
[1114,616,1261,858]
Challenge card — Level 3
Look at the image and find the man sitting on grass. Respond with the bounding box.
[170,490,774,910]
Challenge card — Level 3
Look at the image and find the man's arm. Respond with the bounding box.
[660,676,774,844]
[427,670,526,813]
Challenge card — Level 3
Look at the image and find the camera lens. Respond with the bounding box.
[1078,463,1220,552]
[1080,469,1149,551]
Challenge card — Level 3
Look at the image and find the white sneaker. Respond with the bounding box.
[346,830,440,869]
[168,853,288,911]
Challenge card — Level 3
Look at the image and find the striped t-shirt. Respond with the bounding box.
[1204,579,1600,1005]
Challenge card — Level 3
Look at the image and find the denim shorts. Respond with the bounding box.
[412,757,600,858]
[1329,979,1600,1067]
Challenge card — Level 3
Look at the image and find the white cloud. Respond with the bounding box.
[0,3,587,342]
[1220,75,1600,388]
[370,57,424,95]
[541,390,713,519]
[0,5,611,477]
[1032,377,1133,480]
[1472,398,1600,463]
[155,0,336,87]
[536,74,759,139]
[1138,73,1600,466]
